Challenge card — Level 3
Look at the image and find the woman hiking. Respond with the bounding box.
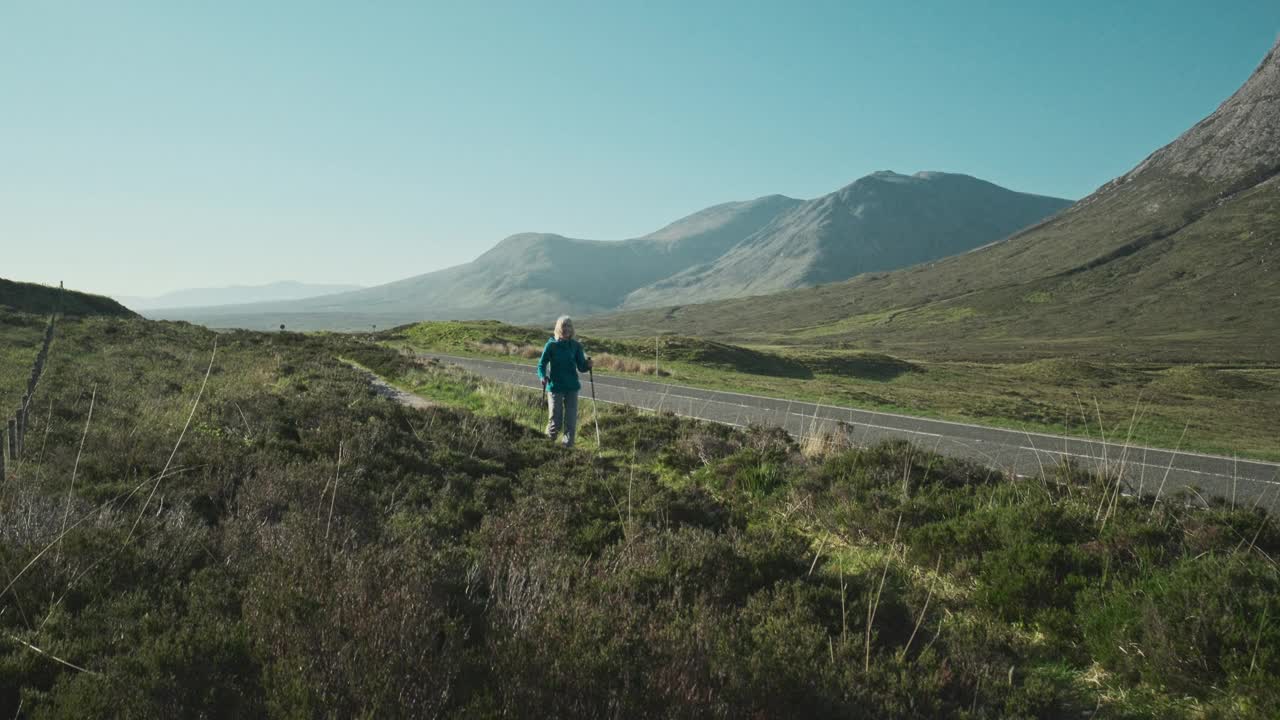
[537,315,593,447]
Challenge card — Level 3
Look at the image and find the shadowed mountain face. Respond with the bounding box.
[151,176,1067,330]
[586,40,1280,363]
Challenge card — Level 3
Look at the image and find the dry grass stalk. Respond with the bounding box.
[900,556,943,662]
[901,448,915,501]
[803,421,857,460]
[1094,397,1109,476]
[1099,398,1149,530]
[326,440,345,541]
[808,534,829,577]
[35,397,54,472]
[6,633,97,675]
[839,567,848,647]
[866,513,903,673]
[1150,422,1190,514]
[3,461,201,604]
[1023,431,1048,489]
[58,386,96,561]
[1249,605,1270,676]
[127,338,218,544]
[1,505,98,598]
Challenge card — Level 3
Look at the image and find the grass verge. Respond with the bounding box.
[386,321,1280,461]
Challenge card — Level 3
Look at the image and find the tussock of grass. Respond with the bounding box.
[1151,364,1264,397]
[468,340,543,359]
[591,352,671,376]
[800,351,920,381]
[1016,358,1117,386]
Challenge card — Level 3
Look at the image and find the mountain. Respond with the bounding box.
[358,193,807,319]
[1,278,136,317]
[621,172,1070,308]
[153,175,1068,330]
[585,39,1280,363]
[120,281,363,311]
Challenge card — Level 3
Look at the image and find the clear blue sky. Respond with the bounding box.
[3,1,1277,297]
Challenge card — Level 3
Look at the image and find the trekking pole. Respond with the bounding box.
[589,368,602,448]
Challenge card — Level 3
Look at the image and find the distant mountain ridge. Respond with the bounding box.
[121,281,363,311]
[153,172,1070,330]
[586,38,1280,363]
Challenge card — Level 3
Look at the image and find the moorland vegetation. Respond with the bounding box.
[0,312,1276,718]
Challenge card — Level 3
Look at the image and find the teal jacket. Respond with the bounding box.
[537,337,589,393]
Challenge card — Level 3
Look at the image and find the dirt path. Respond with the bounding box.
[347,362,434,410]
[372,375,433,410]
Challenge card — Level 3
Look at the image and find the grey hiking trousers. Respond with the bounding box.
[546,391,579,447]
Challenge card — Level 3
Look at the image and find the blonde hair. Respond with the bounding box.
[554,315,575,340]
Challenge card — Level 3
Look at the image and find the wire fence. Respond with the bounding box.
[2,302,59,480]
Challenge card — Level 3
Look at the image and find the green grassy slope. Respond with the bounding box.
[0,278,136,318]
[0,314,46,417]
[584,42,1280,364]
[2,315,1277,717]
[585,175,1280,363]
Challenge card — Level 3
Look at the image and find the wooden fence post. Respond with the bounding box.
[16,402,25,457]
[0,427,6,478]
[9,311,58,467]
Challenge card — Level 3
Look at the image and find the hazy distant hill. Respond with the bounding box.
[120,281,362,311]
[588,39,1280,363]
[1,278,136,317]
[155,175,1067,330]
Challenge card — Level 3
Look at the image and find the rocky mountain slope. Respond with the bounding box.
[622,172,1069,308]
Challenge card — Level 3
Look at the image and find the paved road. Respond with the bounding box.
[423,353,1280,511]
